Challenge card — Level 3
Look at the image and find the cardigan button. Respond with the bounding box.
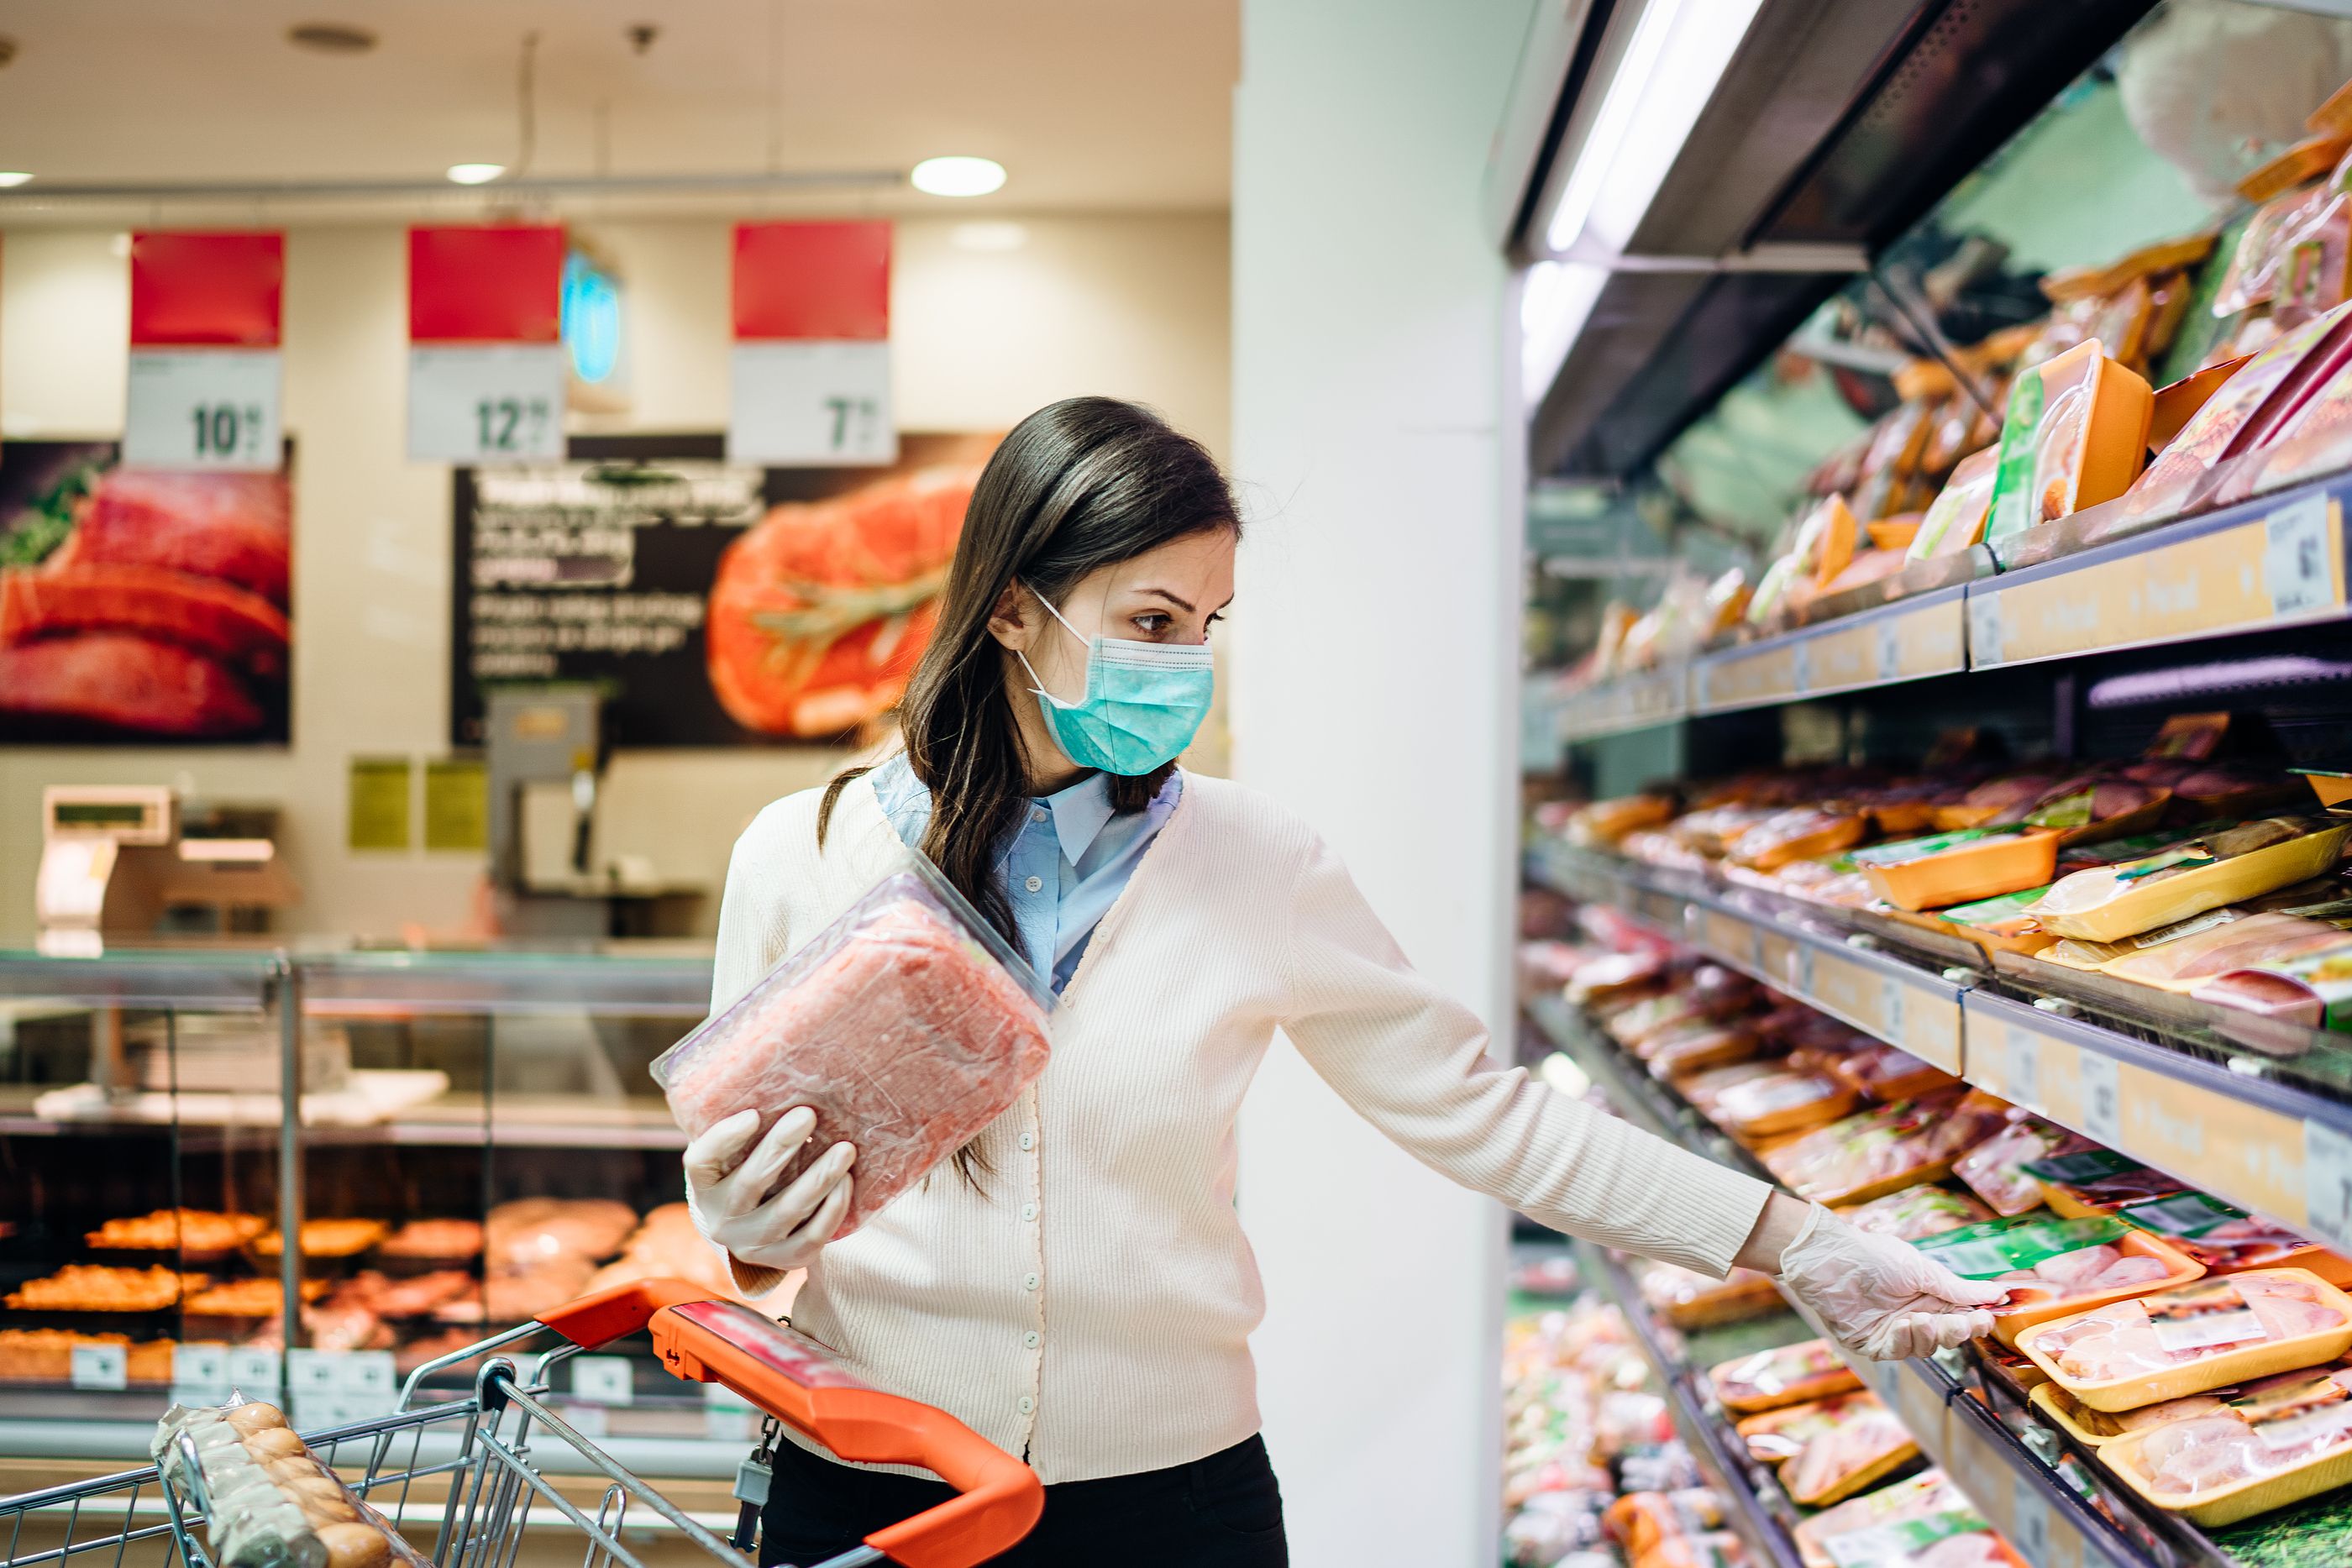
[1018,1396,1036,1416]
[1023,1272,1040,1291]
[1025,1331,1041,1350]
[1017,1131,1035,1151]
[1021,1202,1038,1223]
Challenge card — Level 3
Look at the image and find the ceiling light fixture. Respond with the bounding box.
[446,163,507,186]
[911,155,1005,198]
[287,23,378,54]
[0,172,32,188]
[1543,0,1764,256]
[1520,260,1609,407]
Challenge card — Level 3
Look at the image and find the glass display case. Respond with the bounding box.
[0,941,759,1480]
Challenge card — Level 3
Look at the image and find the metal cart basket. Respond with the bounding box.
[2,1280,1042,1568]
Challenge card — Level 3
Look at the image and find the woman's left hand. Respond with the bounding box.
[1773,1203,2008,1361]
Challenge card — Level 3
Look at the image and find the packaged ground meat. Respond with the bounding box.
[654,861,1054,1238]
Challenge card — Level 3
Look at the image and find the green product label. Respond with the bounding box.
[1938,885,2052,928]
[1984,370,2047,543]
[2026,789,2095,829]
[2020,1147,2145,1185]
[2117,1191,2238,1238]
[1824,1510,1988,1567]
[1917,1215,2127,1279]
[1851,828,2008,868]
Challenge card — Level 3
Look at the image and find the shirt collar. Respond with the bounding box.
[1038,771,1116,865]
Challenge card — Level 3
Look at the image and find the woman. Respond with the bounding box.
[683,398,2000,1566]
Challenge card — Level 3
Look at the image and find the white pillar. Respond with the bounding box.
[1230,2,1531,1561]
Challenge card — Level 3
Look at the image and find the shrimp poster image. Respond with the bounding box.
[0,441,295,744]
[449,433,996,747]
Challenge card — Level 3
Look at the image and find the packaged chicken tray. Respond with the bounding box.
[1635,1260,1785,1329]
[654,859,1055,1239]
[1791,1471,2013,1568]
[2021,1149,2189,1219]
[2099,1359,2352,1525]
[2015,1268,2352,1412]
[1914,1214,2202,1348]
[1837,1183,1995,1241]
[2028,1379,2250,1447]
[2117,1192,2352,1285]
[1741,1394,1919,1507]
[1950,1118,2087,1217]
[1761,1091,2015,1208]
[1708,1337,1861,1416]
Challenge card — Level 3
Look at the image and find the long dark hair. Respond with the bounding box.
[819,396,1238,941]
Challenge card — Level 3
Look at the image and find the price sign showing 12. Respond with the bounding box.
[408,343,567,464]
[123,349,283,472]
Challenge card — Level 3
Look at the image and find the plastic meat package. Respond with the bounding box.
[2092,911,2352,991]
[154,1398,428,1568]
[2191,937,2352,1031]
[1708,1338,1861,1416]
[654,861,1054,1238]
[1635,1261,1784,1329]
[1761,1090,2014,1207]
[2024,817,2352,943]
[1915,1213,2201,1347]
[2018,1269,2352,1411]
[1824,1043,1958,1103]
[2118,1192,2352,1283]
[2021,1149,2189,1219]
[1781,1401,1919,1507]
[1792,1471,1996,1568]
[2105,1361,2352,1524]
[1951,1119,2087,1216]
[1836,1184,1995,1242]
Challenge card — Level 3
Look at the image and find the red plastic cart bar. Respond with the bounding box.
[537,1279,1042,1568]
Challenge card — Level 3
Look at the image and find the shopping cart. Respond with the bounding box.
[0,1279,1043,1568]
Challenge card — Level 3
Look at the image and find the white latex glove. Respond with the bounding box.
[1776,1204,2008,1361]
[684,1107,855,1273]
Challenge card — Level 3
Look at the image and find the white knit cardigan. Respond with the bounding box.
[696,770,1769,1483]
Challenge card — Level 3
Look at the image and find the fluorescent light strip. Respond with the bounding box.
[1525,0,1767,406]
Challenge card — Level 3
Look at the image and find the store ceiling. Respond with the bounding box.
[0,0,1238,218]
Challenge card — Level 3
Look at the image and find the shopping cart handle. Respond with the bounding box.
[547,1279,1042,1568]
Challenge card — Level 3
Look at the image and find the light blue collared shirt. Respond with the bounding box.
[867,753,1181,993]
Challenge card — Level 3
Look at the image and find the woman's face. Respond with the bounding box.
[992,527,1236,702]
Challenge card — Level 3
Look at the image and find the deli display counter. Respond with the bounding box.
[0,941,764,1479]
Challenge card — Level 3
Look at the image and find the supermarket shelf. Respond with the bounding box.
[1572,1240,1809,1568]
[1526,838,2352,1254]
[1546,471,2352,742]
[1527,994,2151,1568]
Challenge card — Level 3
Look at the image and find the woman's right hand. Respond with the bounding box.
[685,1107,856,1272]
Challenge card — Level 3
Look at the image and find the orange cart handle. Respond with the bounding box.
[538,1279,1042,1568]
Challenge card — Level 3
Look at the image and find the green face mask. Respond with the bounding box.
[1016,585,1215,776]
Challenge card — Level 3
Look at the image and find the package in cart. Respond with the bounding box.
[153,1397,430,1568]
[654,857,1056,1237]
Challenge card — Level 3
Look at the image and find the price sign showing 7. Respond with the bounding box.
[729,340,896,467]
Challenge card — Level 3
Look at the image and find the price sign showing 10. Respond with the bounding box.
[191,402,266,459]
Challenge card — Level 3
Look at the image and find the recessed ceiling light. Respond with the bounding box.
[0,172,32,188]
[952,221,1028,252]
[446,163,507,186]
[911,156,1005,198]
[287,23,377,54]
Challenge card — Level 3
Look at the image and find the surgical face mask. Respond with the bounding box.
[1015,585,1215,776]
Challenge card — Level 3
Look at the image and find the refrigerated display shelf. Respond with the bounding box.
[1527,992,2171,1568]
[1572,1240,1811,1568]
[1542,470,2352,742]
[1526,838,2352,1256]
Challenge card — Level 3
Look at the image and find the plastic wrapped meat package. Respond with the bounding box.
[1951,1119,2088,1216]
[2118,1192,2352,1284]
[654,863,1054,1239]
[2032,1381,2240,1445]
[1634,1260,1784,1329]
[1761,1091,2014,1207]
[1836,1184,1996,1242]
[1725,807,1867,873]
[1824,1043,1958,1103]
[1782,1402,1920,1507]
[1708,1068,1858,1140]
[2017,1269,2352,1411]
[2191,937,2352,1031]
[2103,1361,2352,1524]
[2021,1149,2190,1219]
[2089,911,2352,991]
[1708,1338,1861,1416]
[1982,340,2155,541]
[1792,1471,2015,1568]
[1914,1213,2201,1347]
[2024,817,2352,943]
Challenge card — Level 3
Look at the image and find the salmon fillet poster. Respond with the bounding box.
[450,433,995,747]
[0,442,294,743]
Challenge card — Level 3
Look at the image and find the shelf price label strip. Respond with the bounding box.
[1694,592,1968,714]
[1677,898,1965,1073]
[1961,992,2349,1249]
[1969,491,2348,669]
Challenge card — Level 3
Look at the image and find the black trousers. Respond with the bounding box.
[759,1433,1289,1568]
